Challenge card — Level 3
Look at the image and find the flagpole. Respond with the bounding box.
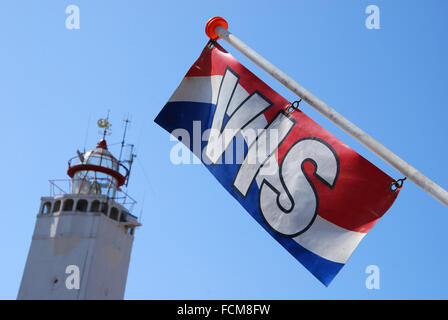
[205,16,448,208]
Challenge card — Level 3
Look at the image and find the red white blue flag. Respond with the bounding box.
[155,41,399,285]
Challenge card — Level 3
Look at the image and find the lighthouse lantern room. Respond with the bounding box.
[68,138,128,198]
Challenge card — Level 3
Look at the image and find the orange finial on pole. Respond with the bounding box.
[205,16,228,40]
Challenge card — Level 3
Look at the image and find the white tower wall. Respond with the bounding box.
[18,194,140,300]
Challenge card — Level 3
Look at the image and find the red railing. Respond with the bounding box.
[67,153,129,179]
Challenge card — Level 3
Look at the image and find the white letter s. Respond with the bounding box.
[260,138,338,237]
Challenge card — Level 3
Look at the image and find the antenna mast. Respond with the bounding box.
[119,117,130,162]
[119,115,137,187]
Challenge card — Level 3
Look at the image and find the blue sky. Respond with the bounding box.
[0,0,447,299]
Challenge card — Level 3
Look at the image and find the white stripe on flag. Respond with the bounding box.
[168,76,223,105]
[293,215,366,264]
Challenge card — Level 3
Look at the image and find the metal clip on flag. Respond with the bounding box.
[205,16,448,208]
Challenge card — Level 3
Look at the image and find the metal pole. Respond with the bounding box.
[206,17,448,207]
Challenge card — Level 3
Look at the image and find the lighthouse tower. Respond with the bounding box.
[18,119,140,300]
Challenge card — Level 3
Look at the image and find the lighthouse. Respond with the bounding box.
[17,118,140,300]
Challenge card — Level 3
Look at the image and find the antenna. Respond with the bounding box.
[138,192,145,223]
[125,146,136,187]
[83,113,91,153]
[118,115,137,187]
[119,115,131,162]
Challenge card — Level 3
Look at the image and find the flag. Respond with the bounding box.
[154,41,399,286]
